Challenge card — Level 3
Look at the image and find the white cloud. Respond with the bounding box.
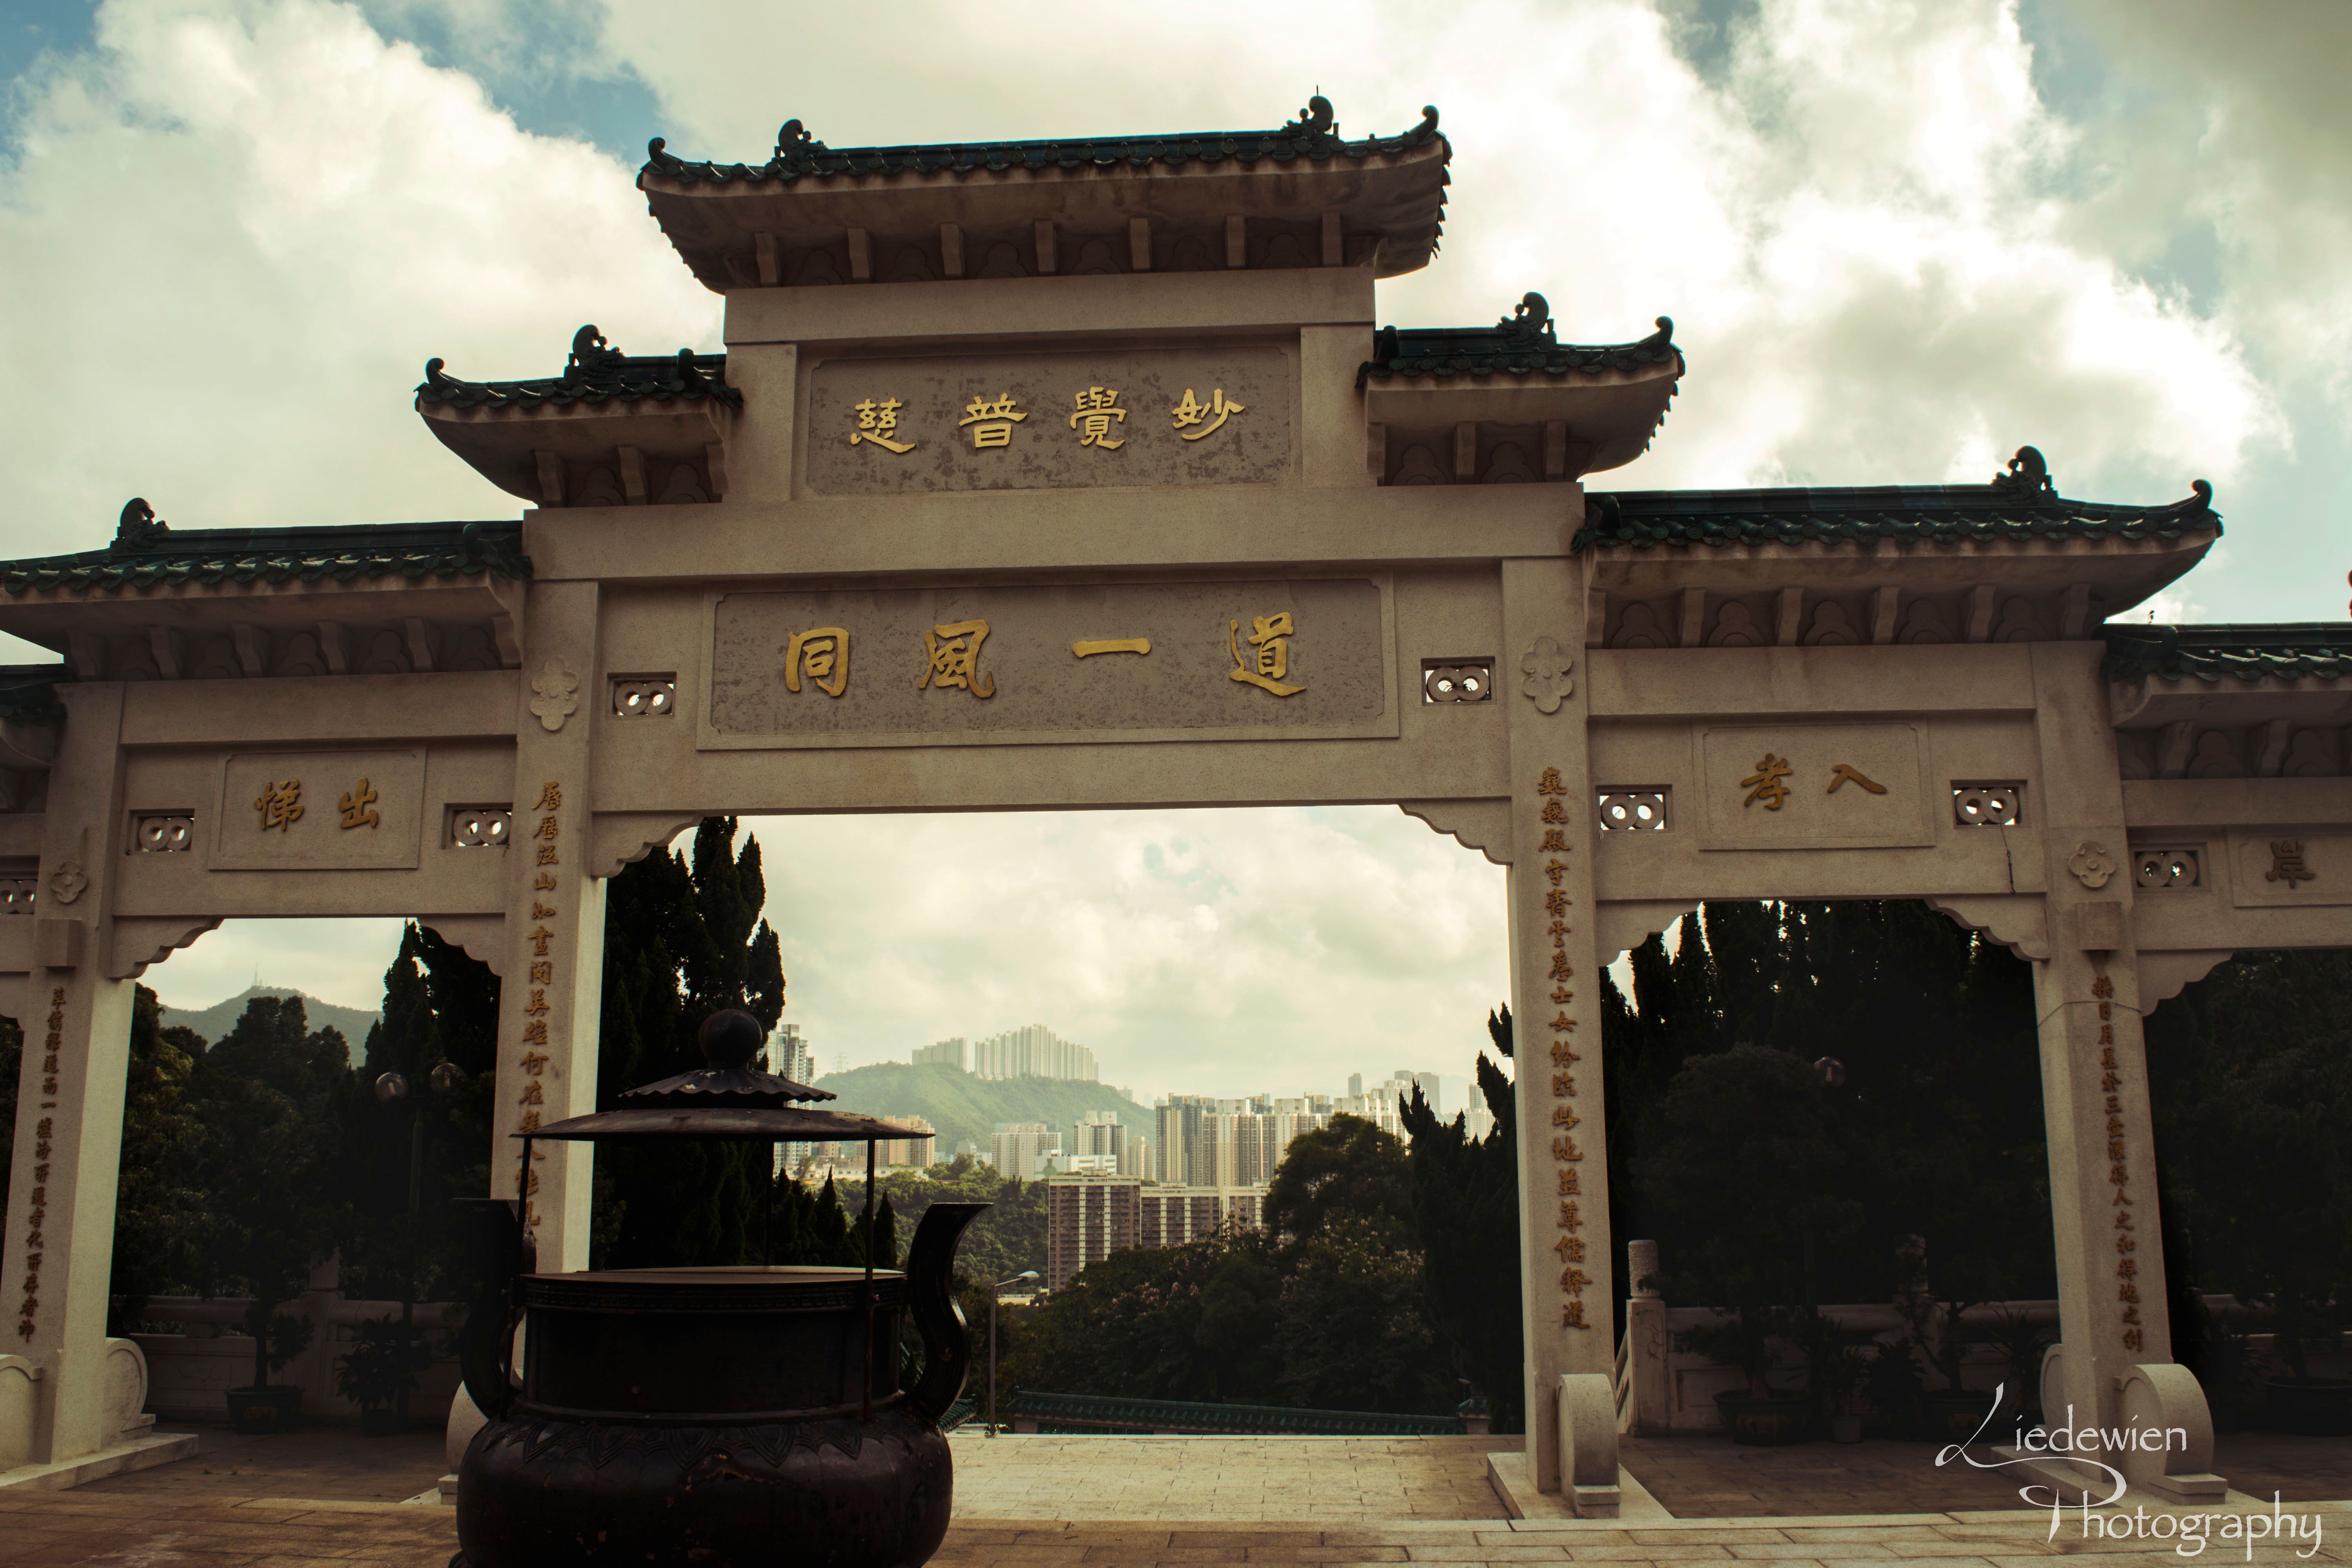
[744,806,1509,1103]
[0,0,716,577]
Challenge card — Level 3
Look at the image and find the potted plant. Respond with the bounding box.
[336,1315,434,1435]
[223,1307,314,1432]
[1806,1328,1869,1444]
[1681,1307,1809,1445]
[1860,1335,1925,1438]
[2262,1300,2352,1435]
[1981,1308,2051,1435]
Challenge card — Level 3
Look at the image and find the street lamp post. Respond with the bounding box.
[987,1270,1040,1437]
[372,1061,468,1424]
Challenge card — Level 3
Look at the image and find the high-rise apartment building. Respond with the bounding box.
[1045,1175,1138,1290]
[912,1037,967,1071]
[1071,1109,1149,1176]
[1153,1094,1213,1185]
[877,1115,936,1170]
[971,1024,1098,1082]
[768,1023,815,1085]
[1045,1176,1266,1290]
[990,1122,1063,1180]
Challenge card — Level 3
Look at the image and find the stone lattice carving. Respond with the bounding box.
[2067,840,2118,889]
[1519,636,1575,714]
[530,658,582,733]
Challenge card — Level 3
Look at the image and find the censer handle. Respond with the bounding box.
[904,1201,991,1423]
[453,1196,526,1421]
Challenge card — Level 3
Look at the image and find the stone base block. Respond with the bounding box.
[0,1430,199,1492]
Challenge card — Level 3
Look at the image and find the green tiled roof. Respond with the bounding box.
[643,97,1446,190]
[418,326,738,414]
[1361,295,1681,384]
[1006,1388,1459,1436]
[0,505,528,596]
[1577,451,2218,551]
[0,664,68,726]
[2102,624,2351,685]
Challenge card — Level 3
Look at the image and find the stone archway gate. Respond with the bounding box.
[2,96,2347,1508]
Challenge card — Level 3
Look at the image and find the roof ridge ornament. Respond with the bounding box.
[2152,477,2216,519]
[1989,445,2056,499]
[114,497,169,550]
[1498,292,1556,347]
[775,118,824,159]
[566,325,628,381]
[1286,94,1337,139]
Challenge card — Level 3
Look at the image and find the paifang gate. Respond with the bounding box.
[2,93,2348,1510]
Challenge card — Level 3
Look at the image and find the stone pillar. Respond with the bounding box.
[1500,553,1611,1496]
[1625,1239,1671,1436]
[494,579,608,1272]
[2025,643,2203,1448]
[0,682,137,1463]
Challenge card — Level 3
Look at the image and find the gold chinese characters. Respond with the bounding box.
[17,987,63,1340]
[1072,638,1151,658]
[1172,387,1246,441]
[1069,387,1127,449]
[513,779,564,1223]
[253,779,304,832]
[1229,613,1303,697]
[785,627,850,698]
[849,397,914,453]
[1741,754,1893,811]
[958,393,1027,450]
[2268,840,2316,887]
[1533,766,1591,1330]
[339,778,380,830]
[918,620,996,699]
[2088,973,2146,1354]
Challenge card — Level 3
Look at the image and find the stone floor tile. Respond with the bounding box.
[1726,1545,1890,1560]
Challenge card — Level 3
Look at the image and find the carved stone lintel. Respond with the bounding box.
[590,813,703,880]
[1519,637,1575,714]
[107,916,225,980]
[529,657,581,733]
[1925,893,2051,963]
[1397,800,1510,866]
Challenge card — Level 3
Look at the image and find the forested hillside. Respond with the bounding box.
[813,1062,1152,1160]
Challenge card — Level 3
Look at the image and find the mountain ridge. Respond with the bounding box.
[160,985,382,1052]
[810,1062,1152,1163]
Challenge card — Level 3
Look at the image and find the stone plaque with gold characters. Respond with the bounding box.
[702,578,1393,749]
[209,750,426,869]
[804,345,1291,495]
[1696,723,1932,851]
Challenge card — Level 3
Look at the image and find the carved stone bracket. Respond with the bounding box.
[2139,949,2234,1008]
[1397,800,1511,866]
[107,916,224,980]
[422,915,508,977]
[1597,900,1699,964]
[590,813,704,880]
[1924,894,2051,963]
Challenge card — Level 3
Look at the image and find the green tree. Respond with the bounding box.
[593,818,786,1269]
[1000,1225,1282,1403]
[185,995,348,1390]
[1401,1004,1522,1429]
[333,924,501,1304]
[1264,1112,1415,1252]
[1275,1215,1445,1413]
[2145,947,2352,1381]
[108,987,207,1326]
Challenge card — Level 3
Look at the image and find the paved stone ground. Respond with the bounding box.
[949,1433,1522,1520]
[6,1428,2350,1566]
[76,1422,448,1503]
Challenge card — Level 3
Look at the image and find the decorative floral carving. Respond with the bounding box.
[530,658,581,733]
[2068,840,2118,890]
[1519,636,1575,714]
[47,860,88,905]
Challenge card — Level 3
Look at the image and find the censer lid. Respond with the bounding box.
[617,1009,834,1109]
[515,1010,927,1143]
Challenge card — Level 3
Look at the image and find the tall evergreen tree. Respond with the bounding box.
[108,987,206,1325]
[593,817,787,1268]
[1401,1003,1523,1429]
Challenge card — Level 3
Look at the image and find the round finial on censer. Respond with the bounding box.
[697,1009,765,1068]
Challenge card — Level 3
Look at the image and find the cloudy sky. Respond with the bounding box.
[4,0,2346,1102]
